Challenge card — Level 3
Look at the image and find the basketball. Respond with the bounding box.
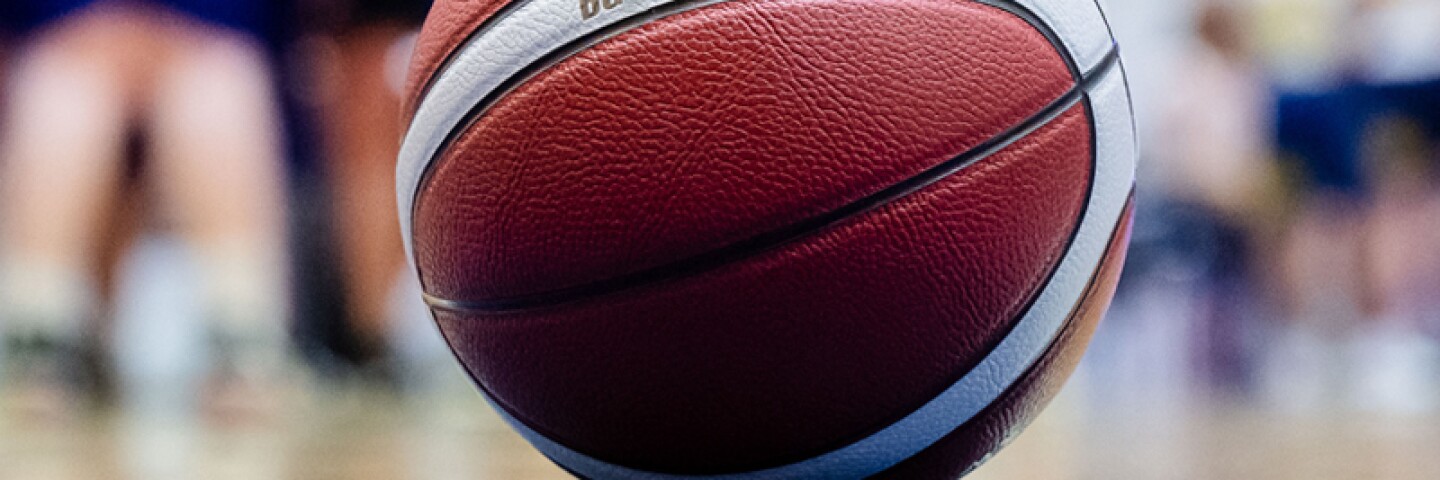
[397,0,1135,477]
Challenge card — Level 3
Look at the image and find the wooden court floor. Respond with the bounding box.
[2,384,1439,480]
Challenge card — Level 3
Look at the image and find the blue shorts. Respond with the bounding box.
[4,0,89,34]
[1275,75,1440,196]
[5,0,274,39]
[1373,78,1440,139]
[1275,86,1374,195]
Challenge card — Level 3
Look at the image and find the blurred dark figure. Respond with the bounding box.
[1265,0,1440,413]
[0,5,12,125]
[1344,0,1440,413]
[1351,0,1440,329]
[294,0,434,384]
[1128,1,1275,400]
[0,0,292,415]
[1152,1,1278,394]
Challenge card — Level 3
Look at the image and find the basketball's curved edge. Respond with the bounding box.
[871,194,1134,480]
[450,57,1136,479]
[406,0,1137,477]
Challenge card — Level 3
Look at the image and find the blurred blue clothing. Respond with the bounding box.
[1276,78,1440,196]
[0,2,21,35]
[7,0,100,32]
[1275,86,1374,196]
[5,0,275,39]
[1374,78,1440,139]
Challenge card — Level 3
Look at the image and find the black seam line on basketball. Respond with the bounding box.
[408,0,733,292]
[423,49,1122,315]
[435,4,1114,474]
[446,110,1110,480]
[985,0,1140,153]
[412,0,1093,310]
[440,99,1108,480]
[680,1,1111,470]
[669,3,1108,470]
[460,8,1110,474]
[1074,0,1142,155]
[833,0,1128,458]
[854,82,1105,480]
[849,4,1116,466]
[432,5,1119,474]
[975,0,1084,80]
[735,67,1103,477]
[408,0,538,119]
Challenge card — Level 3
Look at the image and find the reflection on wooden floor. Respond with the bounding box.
[3,382,1439,480]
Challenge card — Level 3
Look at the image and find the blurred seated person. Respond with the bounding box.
[1344,0,1440,413]
[1154,1,1274,392]
[305,0,433,381]
[1252,0,1440,413]
[0,0,292,412]
[0,0,20,113]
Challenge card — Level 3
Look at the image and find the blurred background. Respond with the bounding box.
[1,0,1439,478]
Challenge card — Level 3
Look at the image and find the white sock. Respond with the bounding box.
[0,260,95,343]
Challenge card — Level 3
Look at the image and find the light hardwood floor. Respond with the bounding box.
[3,382,1438,480]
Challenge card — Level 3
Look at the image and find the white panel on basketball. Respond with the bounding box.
[1087,58,1139,214]
[397,0,694,264]
[1009,0,1115,72]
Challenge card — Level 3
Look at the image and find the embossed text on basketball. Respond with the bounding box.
[580,0,624,20]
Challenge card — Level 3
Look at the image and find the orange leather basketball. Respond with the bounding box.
[398,0,1136,477]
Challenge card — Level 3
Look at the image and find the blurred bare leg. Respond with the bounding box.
[1350,190,1440,414]
[0,40,8,122]
[317,25,411,355]
[0,13,135,410]
[1361,122,1440,326]
[1278,198,1366,328]
[146,25,292,403]
[0,24,133,347]
[1262,196,1366,412]
[1351,129,1440,414]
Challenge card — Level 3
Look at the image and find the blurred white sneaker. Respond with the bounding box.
[199,329,310,422]
[0,328,105,421]
[1346,323,1440,415]
[0,264,104,419]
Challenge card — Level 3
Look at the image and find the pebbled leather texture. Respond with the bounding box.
[871,196,1133,480]
[402,0,513,117]
[405,0,1141,477]
[1006,0,1115,72]
[432,98,1092,474]
[414,0,1076,302]
[396,0,703,261]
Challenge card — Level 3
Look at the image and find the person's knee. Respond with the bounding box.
[184,28,273,88]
